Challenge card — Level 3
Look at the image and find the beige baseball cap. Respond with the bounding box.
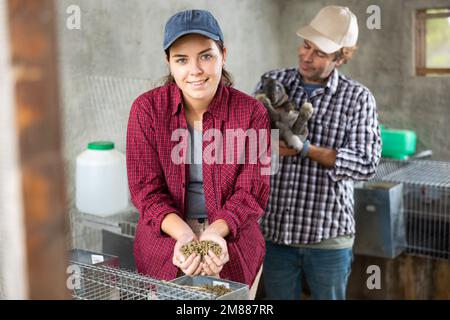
[296,6,358,54]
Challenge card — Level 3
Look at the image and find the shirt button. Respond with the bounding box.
[182,183,185,188]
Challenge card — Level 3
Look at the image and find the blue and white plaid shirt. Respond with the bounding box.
[255,68,382,245]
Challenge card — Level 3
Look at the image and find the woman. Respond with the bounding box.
[126,9,271,298]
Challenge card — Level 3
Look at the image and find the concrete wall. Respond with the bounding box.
[280,0,450,160]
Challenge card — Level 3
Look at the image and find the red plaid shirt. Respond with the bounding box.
[126,82,271,286]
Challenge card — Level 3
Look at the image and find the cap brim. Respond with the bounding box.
[296,25,341,54]
[163,29,221,50]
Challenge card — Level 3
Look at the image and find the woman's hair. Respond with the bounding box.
[162,40,233,86]
[333,46,358,64]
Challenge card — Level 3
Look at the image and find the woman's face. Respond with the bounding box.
[167,34,226,108]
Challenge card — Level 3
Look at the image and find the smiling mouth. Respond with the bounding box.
[300,63,311,71]
[187,78,209,86]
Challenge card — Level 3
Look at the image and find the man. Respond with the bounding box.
[255,6,382,300]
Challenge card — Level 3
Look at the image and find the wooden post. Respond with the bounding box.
[7,0,69,299]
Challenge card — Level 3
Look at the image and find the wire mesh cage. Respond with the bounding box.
[68,261,219,300]
[372,159,450,260]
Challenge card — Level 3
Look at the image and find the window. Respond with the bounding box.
[416,8,450,76]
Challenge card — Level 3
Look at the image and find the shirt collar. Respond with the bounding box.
[295,68,339,95]
[326,69,339,95]
[170,81,229,121]
[171,82,182,116]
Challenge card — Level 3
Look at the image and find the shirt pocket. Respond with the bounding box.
[315,118,346,149]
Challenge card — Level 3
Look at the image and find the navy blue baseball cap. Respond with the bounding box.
[163,9,224,50]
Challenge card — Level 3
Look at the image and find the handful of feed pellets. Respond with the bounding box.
[180,240,222,262]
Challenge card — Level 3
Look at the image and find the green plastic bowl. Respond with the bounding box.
[381,127,417,160]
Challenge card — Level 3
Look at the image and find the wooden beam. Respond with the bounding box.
[415,10,426,76]
[417,68,450,75]
[424,12,450,19]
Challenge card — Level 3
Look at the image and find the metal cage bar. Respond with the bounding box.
[69,261,217,300]
[373,159,450,260]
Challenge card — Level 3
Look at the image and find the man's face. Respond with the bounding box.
[298,40,343,84]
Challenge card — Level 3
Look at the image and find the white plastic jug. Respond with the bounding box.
[76,141,129,216]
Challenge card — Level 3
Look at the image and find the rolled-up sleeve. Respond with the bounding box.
[328,90,382,182]
[126,96,180,235]
[213,103,271,239]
